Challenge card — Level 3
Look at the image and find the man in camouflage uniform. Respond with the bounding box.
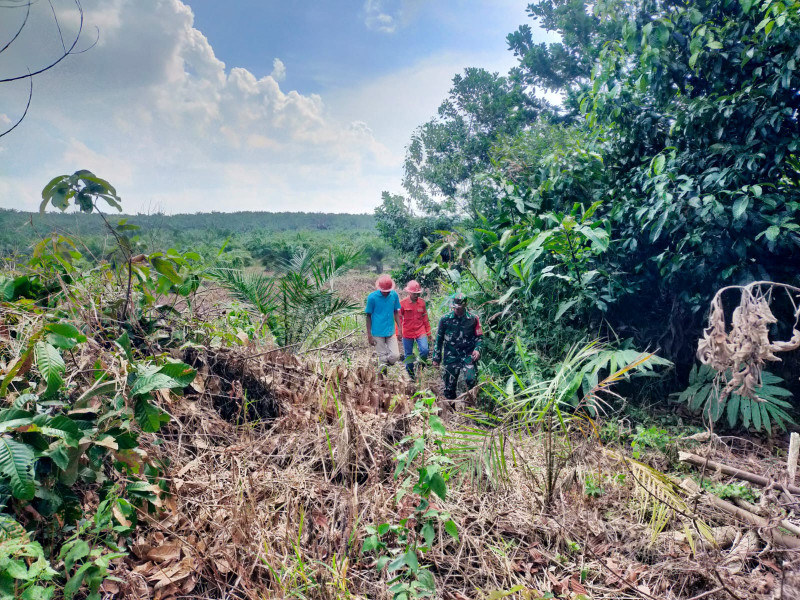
[431,293,483,400]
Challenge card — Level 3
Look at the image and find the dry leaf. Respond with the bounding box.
[570,575,588,595]
[215,557,232,574]
[95,436,119,450]
[112,504,131,528]
[147,541,182,563]
[150,556,195,589]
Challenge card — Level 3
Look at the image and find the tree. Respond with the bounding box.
[403,68,541,216]
[583,0,800,364]
[506,0,623,119]
[0,0,95,138]
[374,192,458,259]
[364,240,388,274]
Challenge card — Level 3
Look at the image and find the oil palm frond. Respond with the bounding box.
[208,268,278,316]
[210,247,361,349]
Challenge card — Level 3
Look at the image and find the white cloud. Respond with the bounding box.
[363,0,425,33]
[0,0,397,214]
[0,0,550,216]
[364,0,397,33]
[270,58,286,82]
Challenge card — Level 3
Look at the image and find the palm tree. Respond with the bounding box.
[210,246,362,350]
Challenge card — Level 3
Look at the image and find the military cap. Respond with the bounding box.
[450,292,467,306]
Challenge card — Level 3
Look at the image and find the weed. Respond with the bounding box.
[361,393,458,599]
[701,481,760,504]
[630,425,673,459]
[583,473,605,497]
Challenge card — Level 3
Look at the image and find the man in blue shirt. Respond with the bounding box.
[365,274,402,372]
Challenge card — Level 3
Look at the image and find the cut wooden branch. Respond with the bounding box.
[678,451,800,495]
[681,479,800,549]
[731,497,800,538]
[789,432,799,485]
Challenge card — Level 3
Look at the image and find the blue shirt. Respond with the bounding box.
[365,290,401,337]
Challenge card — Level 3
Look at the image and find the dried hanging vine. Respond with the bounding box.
[697,281,800,402]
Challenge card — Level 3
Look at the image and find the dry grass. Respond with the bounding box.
[97,343,800,600]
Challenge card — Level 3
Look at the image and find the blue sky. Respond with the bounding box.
[0,0,554,214]
[184,1,529,92]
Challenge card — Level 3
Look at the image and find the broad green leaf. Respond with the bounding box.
[131,362,196,397]
[421,522,435,547]
[62,539,90,571]
[416,569,435,592]
[404,549,419,571]
[444,519,459,540]
[0,437,35,500]
[63,561,93,600]
[575,224,609,251]
[764,226,780,241]
[652,154,665,176]
[732,196,749,220]
[34,342,65,398]
[760,402,771,436]
[150,256,183,285]
[741,396,752,429]
[134,398,170,433]
[429,473,447,501]
[726,394,740,428]
[387,553,407,572]
[115,331,133,361]
[47,443,70,470]
[554,299,578,321]
[361,535,379,553]
[44,323,85,342]
[40,415,82,447]
[46,334,78,350]
[751,397,762,431]
[428,415,446,436]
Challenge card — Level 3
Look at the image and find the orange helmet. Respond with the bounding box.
[404,280,422,294]
[376,274,395,291]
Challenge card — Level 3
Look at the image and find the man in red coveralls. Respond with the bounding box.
[398,280,432,380]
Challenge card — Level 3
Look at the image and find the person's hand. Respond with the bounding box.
[471,350,480,361]
[432,361,440,368]
[368,335,376,346]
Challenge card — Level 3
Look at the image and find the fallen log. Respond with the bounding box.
[681,479,800,549]
[732,497,800,538]
[678,451,800,496]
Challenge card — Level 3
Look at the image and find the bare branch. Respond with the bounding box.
[48,0,68,54]
[0,0,31,55]
[0,0,88,84]
[0,69,32,138]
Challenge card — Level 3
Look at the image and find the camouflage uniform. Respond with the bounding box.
[432,304,483,400]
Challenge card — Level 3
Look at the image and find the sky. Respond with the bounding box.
[0,0,554,215]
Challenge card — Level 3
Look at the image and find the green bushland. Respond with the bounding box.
[376,0,800,432]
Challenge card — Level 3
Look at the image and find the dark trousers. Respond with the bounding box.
[402,335,429,378]
[442,357,477,400]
